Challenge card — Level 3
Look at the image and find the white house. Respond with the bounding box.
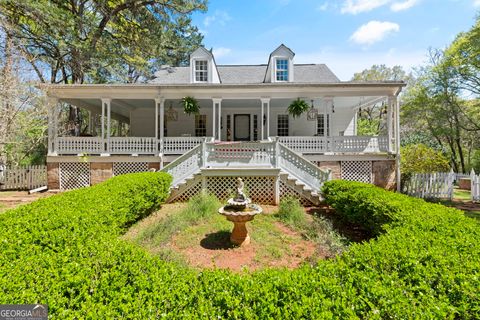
[43,44,405,205]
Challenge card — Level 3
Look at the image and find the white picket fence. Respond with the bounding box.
[404,171,455,199]
[471,169,480,202]
[0,165,47,191]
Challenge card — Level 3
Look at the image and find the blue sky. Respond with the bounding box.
[192,0,480,80]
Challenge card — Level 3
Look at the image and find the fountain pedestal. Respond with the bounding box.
[218,178,262,246]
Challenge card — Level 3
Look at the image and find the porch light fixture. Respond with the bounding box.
[166,102,178,121]
[307,100,318,121]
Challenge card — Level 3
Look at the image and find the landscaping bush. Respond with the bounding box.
[1,176,479,318]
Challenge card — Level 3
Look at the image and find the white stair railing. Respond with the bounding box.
[162,141,331,194]
[277,142,331,192]
[161,144,204,187]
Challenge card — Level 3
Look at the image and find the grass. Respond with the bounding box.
[125,194,348,270]
[453,187,471,201]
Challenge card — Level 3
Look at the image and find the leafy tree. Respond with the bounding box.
[352,64,410,136]
[402,50,480,173]
[444,15,480,96]
[0,0,206,84]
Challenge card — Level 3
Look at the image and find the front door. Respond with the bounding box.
[234,114,250,141]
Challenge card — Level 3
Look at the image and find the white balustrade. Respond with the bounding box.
[276,136,389,154]
[277,143,330,191]
[55,137,104,154]
[109,137,157,154]
[163,137,206,155]
[205,142,276,167]
[161,144,204,187]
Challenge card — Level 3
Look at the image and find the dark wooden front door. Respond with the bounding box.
[234,114,250,141]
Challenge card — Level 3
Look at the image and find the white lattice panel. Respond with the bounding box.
[113,162,149,176]
[341,161,372,183]
[171,179,202,202]
[59,162,90,190]
[279,181,314,206]
[206,176,274,204]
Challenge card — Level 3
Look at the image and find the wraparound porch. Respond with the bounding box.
[52,135,389,155]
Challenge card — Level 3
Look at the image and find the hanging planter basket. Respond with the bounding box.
[181,96,200,115]
[288,98,310,118]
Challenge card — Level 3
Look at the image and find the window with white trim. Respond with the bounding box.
[277,114,289,136]
[275,59,289,81]
[317,114,330,136]
[194,60,208,82]
[195,114,207,136]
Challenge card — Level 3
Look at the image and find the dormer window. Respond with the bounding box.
[195,60,208,82]
[275,59,289,81]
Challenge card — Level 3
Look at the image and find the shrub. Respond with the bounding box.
[1,176,479,318]
[401,143,450,175]
[276,196,307,230]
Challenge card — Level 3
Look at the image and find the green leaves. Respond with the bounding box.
[181,96,200,115]
[1,174,480,318]
[287,98,310,118]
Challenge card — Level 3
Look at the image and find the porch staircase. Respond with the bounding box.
[162,141,331,205]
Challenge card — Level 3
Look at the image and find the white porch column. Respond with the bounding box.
[101,98,111,154]
[217,99,222,140]
[47,97,59,155]
[212,98,222,140]
[155,97,165,154]
[260,100,265,140]
[394,95,401,192]
[387,96,394,153]
[261,98,270,139]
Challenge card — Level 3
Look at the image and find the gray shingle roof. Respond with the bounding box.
[149,64,340,84]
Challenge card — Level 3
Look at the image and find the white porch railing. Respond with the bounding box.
[163,137,206,155]
[205,142,276,167]
[55,137,104,154]
[109,137,157,154]
[275,136,389,154]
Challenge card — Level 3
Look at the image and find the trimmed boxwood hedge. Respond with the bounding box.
[1,177,479,318]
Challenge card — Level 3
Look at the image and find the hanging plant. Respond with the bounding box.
[181,96,200,115]
[287,98,310,118]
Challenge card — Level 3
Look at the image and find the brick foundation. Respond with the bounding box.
[47,163,60,190]
[372,160,396,190]
[90,162,113,185]
[317,161,341,179]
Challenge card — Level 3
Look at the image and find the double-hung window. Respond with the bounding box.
[195,60,208,82]
[317,114,330,136]
[275,59,289,81]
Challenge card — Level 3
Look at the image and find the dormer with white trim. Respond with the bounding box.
[189,47,221,84]
[264,44,295,83]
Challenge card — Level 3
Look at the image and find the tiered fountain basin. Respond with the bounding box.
[219,198,262,246]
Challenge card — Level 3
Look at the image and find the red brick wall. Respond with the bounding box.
[47,163,59,190]
[90,162,113,185]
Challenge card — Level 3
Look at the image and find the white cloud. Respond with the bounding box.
[317,2,329,11]
[341,0,390,14]
[390,0,419,11]
[474,0,480,7]
[350,21,400,45]
[212,47,232,58]
[203,10,231,27]
[341,0,420,14]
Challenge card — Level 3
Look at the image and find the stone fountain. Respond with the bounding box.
[218,178,262,246]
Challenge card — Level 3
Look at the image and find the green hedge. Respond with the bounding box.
[1,177,479,318]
